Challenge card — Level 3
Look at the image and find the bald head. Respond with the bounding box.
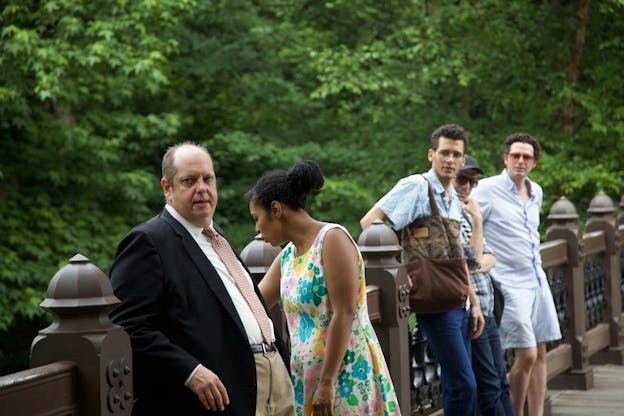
[162,142,212,185]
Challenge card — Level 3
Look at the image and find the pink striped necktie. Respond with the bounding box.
[203,227,274,343]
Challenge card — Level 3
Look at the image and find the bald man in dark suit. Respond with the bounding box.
[110,142,294,415]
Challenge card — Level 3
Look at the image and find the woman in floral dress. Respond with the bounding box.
[248,160,401,416]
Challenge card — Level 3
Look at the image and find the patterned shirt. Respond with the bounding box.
[461,211,494,316]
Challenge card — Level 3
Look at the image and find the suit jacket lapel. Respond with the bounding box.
[160,210,248,338]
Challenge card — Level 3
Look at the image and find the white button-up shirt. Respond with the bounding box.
[471,169,546,289]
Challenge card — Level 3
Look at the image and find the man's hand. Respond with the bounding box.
[470,305,485,339]
[461,198,482,221]
[187,365,230,411]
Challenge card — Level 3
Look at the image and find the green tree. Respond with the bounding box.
[1,0,622,374]
[0,0,195,371]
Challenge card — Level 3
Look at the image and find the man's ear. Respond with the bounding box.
[161,177,172,202]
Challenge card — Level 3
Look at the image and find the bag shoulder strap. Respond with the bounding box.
[399,175,441,234]
[422,176,441,217]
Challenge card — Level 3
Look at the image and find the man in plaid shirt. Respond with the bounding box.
[454,155,514,416]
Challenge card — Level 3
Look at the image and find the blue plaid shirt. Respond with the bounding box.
[461,212,495,316]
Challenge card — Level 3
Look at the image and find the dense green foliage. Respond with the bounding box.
[1,0,623,372]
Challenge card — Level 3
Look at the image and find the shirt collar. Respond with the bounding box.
[424,169,458,199]
[165,204,211,238]
[502,169,533,198]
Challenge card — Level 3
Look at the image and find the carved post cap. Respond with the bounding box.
[357,219,402,259]
[586,191,617,252]
[240,234,281,281]
[41,254,120,312]
[547,196,579,222]
[587,191,615,216]
[546,196,579,237]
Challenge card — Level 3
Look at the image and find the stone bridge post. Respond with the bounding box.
[585,192,624,363]
[546,197,594,389]
[357,219,411,415]
[30,254,133,415]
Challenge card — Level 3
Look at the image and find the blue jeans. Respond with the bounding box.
[418,308,476,416]
[471,314,515,416]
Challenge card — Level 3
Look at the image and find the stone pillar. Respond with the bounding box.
[30,254,133,415]
[239,234,287,345]
[358,220,411,415]
[546,197,594,389]
[585,191,624,363]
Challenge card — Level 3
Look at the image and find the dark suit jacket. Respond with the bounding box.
[110,209,289,415]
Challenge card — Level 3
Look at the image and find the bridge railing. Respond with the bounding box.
[0,361,78,415]
[0,191,622,416]
[0,254,133,416]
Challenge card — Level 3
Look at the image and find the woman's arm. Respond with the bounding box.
[258,254,282,309]
[314,227,360,414]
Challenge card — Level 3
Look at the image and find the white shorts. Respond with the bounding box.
[498,282,562,349]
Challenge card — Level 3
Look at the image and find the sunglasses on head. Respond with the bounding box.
[456,174,478,187]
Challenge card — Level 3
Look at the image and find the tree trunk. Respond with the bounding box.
[420,0,436,47]
[563,0,591,136]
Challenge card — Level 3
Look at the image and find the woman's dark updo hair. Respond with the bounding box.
[247,160,324,211]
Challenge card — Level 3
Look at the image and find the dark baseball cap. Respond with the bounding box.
[460,155,484,174]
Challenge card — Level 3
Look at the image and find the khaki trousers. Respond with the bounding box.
[254,350,295,416]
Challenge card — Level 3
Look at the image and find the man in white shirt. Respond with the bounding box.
[471,133,561,416]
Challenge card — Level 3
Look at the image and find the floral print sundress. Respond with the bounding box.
[280,223,401,416]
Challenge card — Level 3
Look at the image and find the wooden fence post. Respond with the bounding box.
[585,192,624,364]
[545,197,594,389]
[30,254,133,415]
[358,219,411,415]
